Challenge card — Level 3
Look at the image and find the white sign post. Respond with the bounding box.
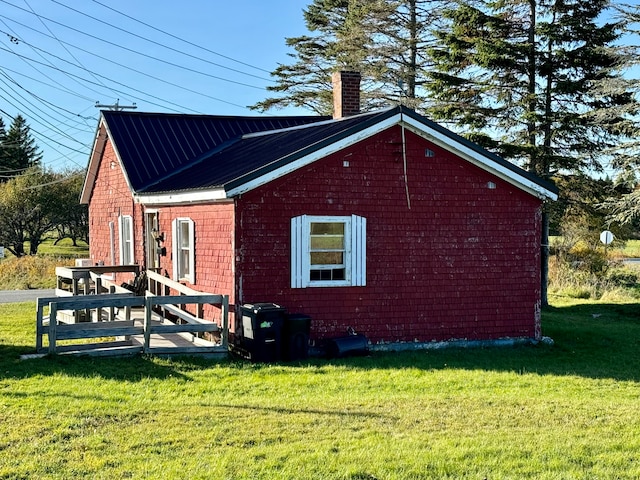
[600,231,614,273]
[600,230,614,246]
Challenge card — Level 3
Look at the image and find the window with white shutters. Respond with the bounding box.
[291,215,366,288]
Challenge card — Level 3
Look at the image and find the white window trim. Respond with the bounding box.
[118,215,134,266]
[172,217,195,283]
[291,214,366,288]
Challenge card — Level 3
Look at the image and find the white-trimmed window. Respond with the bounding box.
[118,215,134,265]
[291,214,366,288]
[172,217,195,283]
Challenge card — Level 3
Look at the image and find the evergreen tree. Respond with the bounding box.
[425,0,640,305]
[252,0,449,114]
[2,115,42,175]
[602,5,640,226]
[0,116,10,180]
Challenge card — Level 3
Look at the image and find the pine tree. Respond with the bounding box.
[2,115,42,175]
[0,117,10,180]
[251,0,448,114]
[425,0,640,305]
[601,4,640,225]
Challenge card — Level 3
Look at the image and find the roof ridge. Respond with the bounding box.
[101,109,327,122]
[242,108,395,139]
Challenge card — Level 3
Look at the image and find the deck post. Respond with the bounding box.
[48,302,58,354]
[221,295,229,348]
[108,285,115,321]
[144,296,153,353]
[36,301,44,352]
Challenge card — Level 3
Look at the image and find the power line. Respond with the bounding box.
[0,68,94,123]
[88,0,273,75]
[0,44,205,113]
[0,16,107,100]
[0,0,298,175]
[0,28,251,109]
[0,1,268,90]
[0,61,102,107]
[23,0,111,91]
[54,0,273,81]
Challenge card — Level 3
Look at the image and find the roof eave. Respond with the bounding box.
[224,110,399,197]
[399,111,559,201]
[225,107,558,202]
[133,187,229,206]
[80,118,108,204]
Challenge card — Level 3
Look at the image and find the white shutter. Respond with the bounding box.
[118,216,125,266]
[291,215,305,288]
[126,217,134,265]
[117,215,134,265]
[351,215,366,286]
[171,218,178,281]
[187,218,195,283]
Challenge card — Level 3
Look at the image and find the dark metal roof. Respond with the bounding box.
[102,106,557,199]
[136,106,558,197]
[101,110,330,192]
[141,111,386,193]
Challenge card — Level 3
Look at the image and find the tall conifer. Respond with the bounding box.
[426,0,640,305]
[2,115,42,174]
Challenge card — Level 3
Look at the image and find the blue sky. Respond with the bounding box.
[0,0,311,172]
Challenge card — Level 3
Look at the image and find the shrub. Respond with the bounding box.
[0,256,75,289]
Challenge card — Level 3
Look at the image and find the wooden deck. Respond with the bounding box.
[34,267,230,358]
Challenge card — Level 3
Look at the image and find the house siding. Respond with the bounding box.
[87,135,144,284]
[235,125,542,344]
[154,203,235,303]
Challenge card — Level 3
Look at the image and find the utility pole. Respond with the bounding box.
[95,99,137,111]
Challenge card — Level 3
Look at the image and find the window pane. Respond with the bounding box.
[311,223,344,235]
[311,252,343,265]
[310,268,345,281]
[123,219,131,238]
[310,236,344,250]
[181,250,190,276]
[180,221,190,248]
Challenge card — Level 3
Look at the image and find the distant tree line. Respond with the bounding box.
[0,115,88,257]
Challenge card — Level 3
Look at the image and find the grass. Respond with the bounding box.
[616,239,640,258]
[1,299,639,479]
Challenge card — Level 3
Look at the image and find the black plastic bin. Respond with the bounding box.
[283,314,311,361]
[324,333,369,358]
[238,303,286,362]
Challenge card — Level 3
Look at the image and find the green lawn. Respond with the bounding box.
[618,239,640,258]
[1,299,639,479]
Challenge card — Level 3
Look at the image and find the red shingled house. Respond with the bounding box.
[81,72,558,347]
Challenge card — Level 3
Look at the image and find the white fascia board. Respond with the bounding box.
[134,187,228,206]
[226,115,399,197]
[80,121,108,204]
[401,115,558,201]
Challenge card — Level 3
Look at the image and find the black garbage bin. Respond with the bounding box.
[283,314,311,361]
[238,303,286,362]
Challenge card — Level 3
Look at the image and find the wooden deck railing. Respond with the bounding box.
[36,269,229,357]
[36,294,145,355]
[55,265,140,296]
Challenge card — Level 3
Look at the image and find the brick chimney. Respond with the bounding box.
[332,71,361,119]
